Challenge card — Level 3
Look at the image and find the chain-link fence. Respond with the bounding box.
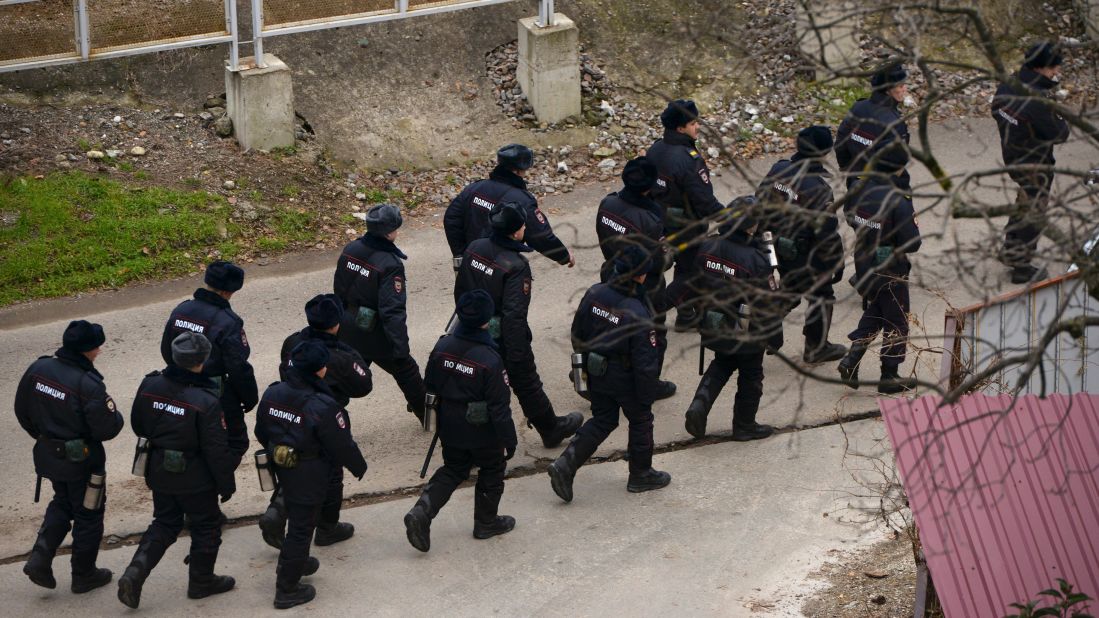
[88,0,227,53]
[0,0,78,66]
[262,0,394,28]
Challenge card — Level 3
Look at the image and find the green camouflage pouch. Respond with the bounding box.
[665,207,687,232]
[586,352,609,377]
[272,444,299,468]
[776,236,798,262]
[465,401,489,426]
[64,439,89,463]
[487,316,502,340]
[208,375,225,397]
[874,246,894,266]
[702,311,726,333]
[162,449,187,473]
[355,306,378,331]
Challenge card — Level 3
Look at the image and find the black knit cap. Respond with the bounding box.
[497,144,534,170]
[622,156,659,192]
[660,99,700,130]
[456,289,495,328]
[62,320,106,353]
[171,331,212,368]
[796,125,834,157]
[305,294,343,330]
[873,143,910,173]
[870,63,908,91]
[289,339,329,375]
[366,203,403,236]
[612,245,653,278]
[1024,41,1063,69]
[204,260,244,292]
[489,201,526,235]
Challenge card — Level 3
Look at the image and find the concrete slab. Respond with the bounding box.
[225,54,295,152]
[0,419,891,616]
[517,13,581,124]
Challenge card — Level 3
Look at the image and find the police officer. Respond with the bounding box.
[756,126,847,364]
[117,332,236,609]
[16,320,123,593]
[334,203,428,421]
[258,294,374,550]
[444,143,575,268]
[682,197,784,441]
[404,290,518,552]
[255,340,368,610]
[548,246,669,502]
[992,41,1070,283]
[838,145,922,394]
[836,62,911,190]
[454,201,583,448]
[160,260,257,462]
[647,99,725,329]
[595,156,676,399]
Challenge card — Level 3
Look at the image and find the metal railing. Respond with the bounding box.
[0,0,235,73]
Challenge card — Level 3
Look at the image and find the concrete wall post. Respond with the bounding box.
[796,2,861,81]
[516,13,581,124]
[225,53,295,151]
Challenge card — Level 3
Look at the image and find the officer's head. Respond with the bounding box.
[171,331,212,372]
[305,294,343,334]
[871,62,908,103]
[289,339,329,379]
[366,203,403,241]
[872,143,911,175]
[611,245,652,284]
[718,195,761,237]
[62,319,106,361]
[1024,41,1063,79]
[456,289,495,330]
[204,260,245,298]
[621,156,659,194]
[795,125,834,160]
[660,99,700,139]
[497,144,534,175]
[490,201,526,241]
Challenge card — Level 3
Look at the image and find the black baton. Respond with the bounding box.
[698,344,705,376]
[34,474,42,503]
[419,433,439,479]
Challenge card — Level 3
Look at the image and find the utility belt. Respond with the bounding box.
[348,304,379,332]
[583,351,631,376]
[38,436,92,463]
[702,305,751,333]
[774,235,811,263]
[436,397,491,426]
[268,444,321,469]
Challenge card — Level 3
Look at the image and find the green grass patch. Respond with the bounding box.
[807,83,872,125]
[255,237,287,252]
[0,172,245,306]
[270,207,316,243]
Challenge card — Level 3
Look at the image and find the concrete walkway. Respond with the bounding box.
[0,419,888,617]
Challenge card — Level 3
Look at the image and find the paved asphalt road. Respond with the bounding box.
[0,117,1095,564]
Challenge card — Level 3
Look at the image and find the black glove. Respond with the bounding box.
[220,492,233,504]
[831,263,845,284]
[504,445,516,461]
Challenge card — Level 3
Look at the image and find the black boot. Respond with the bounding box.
[674,307,699,332]
[547,440,586,503]
[186,552,235,600]
[71,567,113,594]
[303,556,320,576]
[117,538,167,609]
[274,558,315,610]
[878,365,917,395]
[837,342,868,388]
[654,380,677,400]
[472,492,515,540]
[258,491,287,550]
[403,501,432,553]
[684,370,723,439]
[804,342,847,364]
[537,411,583,448]
[626,468,672,493]
[23,531,58,590]
[313,522,354,546]
[732,422,775,441]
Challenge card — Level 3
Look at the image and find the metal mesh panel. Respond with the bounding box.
[88,0,226,53]
[408,0,483,10]
[0,0,77,64]
[262,0,395,28]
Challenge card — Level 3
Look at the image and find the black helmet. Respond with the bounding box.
[497,144,534,170]
[489,201,526,234]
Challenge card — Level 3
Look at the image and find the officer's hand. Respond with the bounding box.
[220,492,233,504]
[504,445,516,461]
[566,251,576,268]
[831,264,845,284]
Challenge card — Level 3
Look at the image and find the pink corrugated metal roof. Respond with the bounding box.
[880,393,1099,617]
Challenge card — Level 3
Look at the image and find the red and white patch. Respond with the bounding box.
[502,370,510,387]
[522,279,531,296]
[336,411,347,429]
[220,413,227,430]
[394,277,403,294]
[240,329,249,348]
[698,168,710,185]
[106,396,116,412]
[353,363,366,377]
[534,209,546,225]
[649,330,658,347]
[768,274,778,291]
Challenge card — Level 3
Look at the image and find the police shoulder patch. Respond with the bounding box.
[502,369,510,387]
[649,330,658,348]
[522,278,531,296]
[689,149,700,158]
[220,413,227,430]
[240,328,249,348]
[394,276,403,294]
[106,396,117,412]
[698,167,711,185]
[353,363,366,377]
[336,411,347,430]
[534,209,546,225]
